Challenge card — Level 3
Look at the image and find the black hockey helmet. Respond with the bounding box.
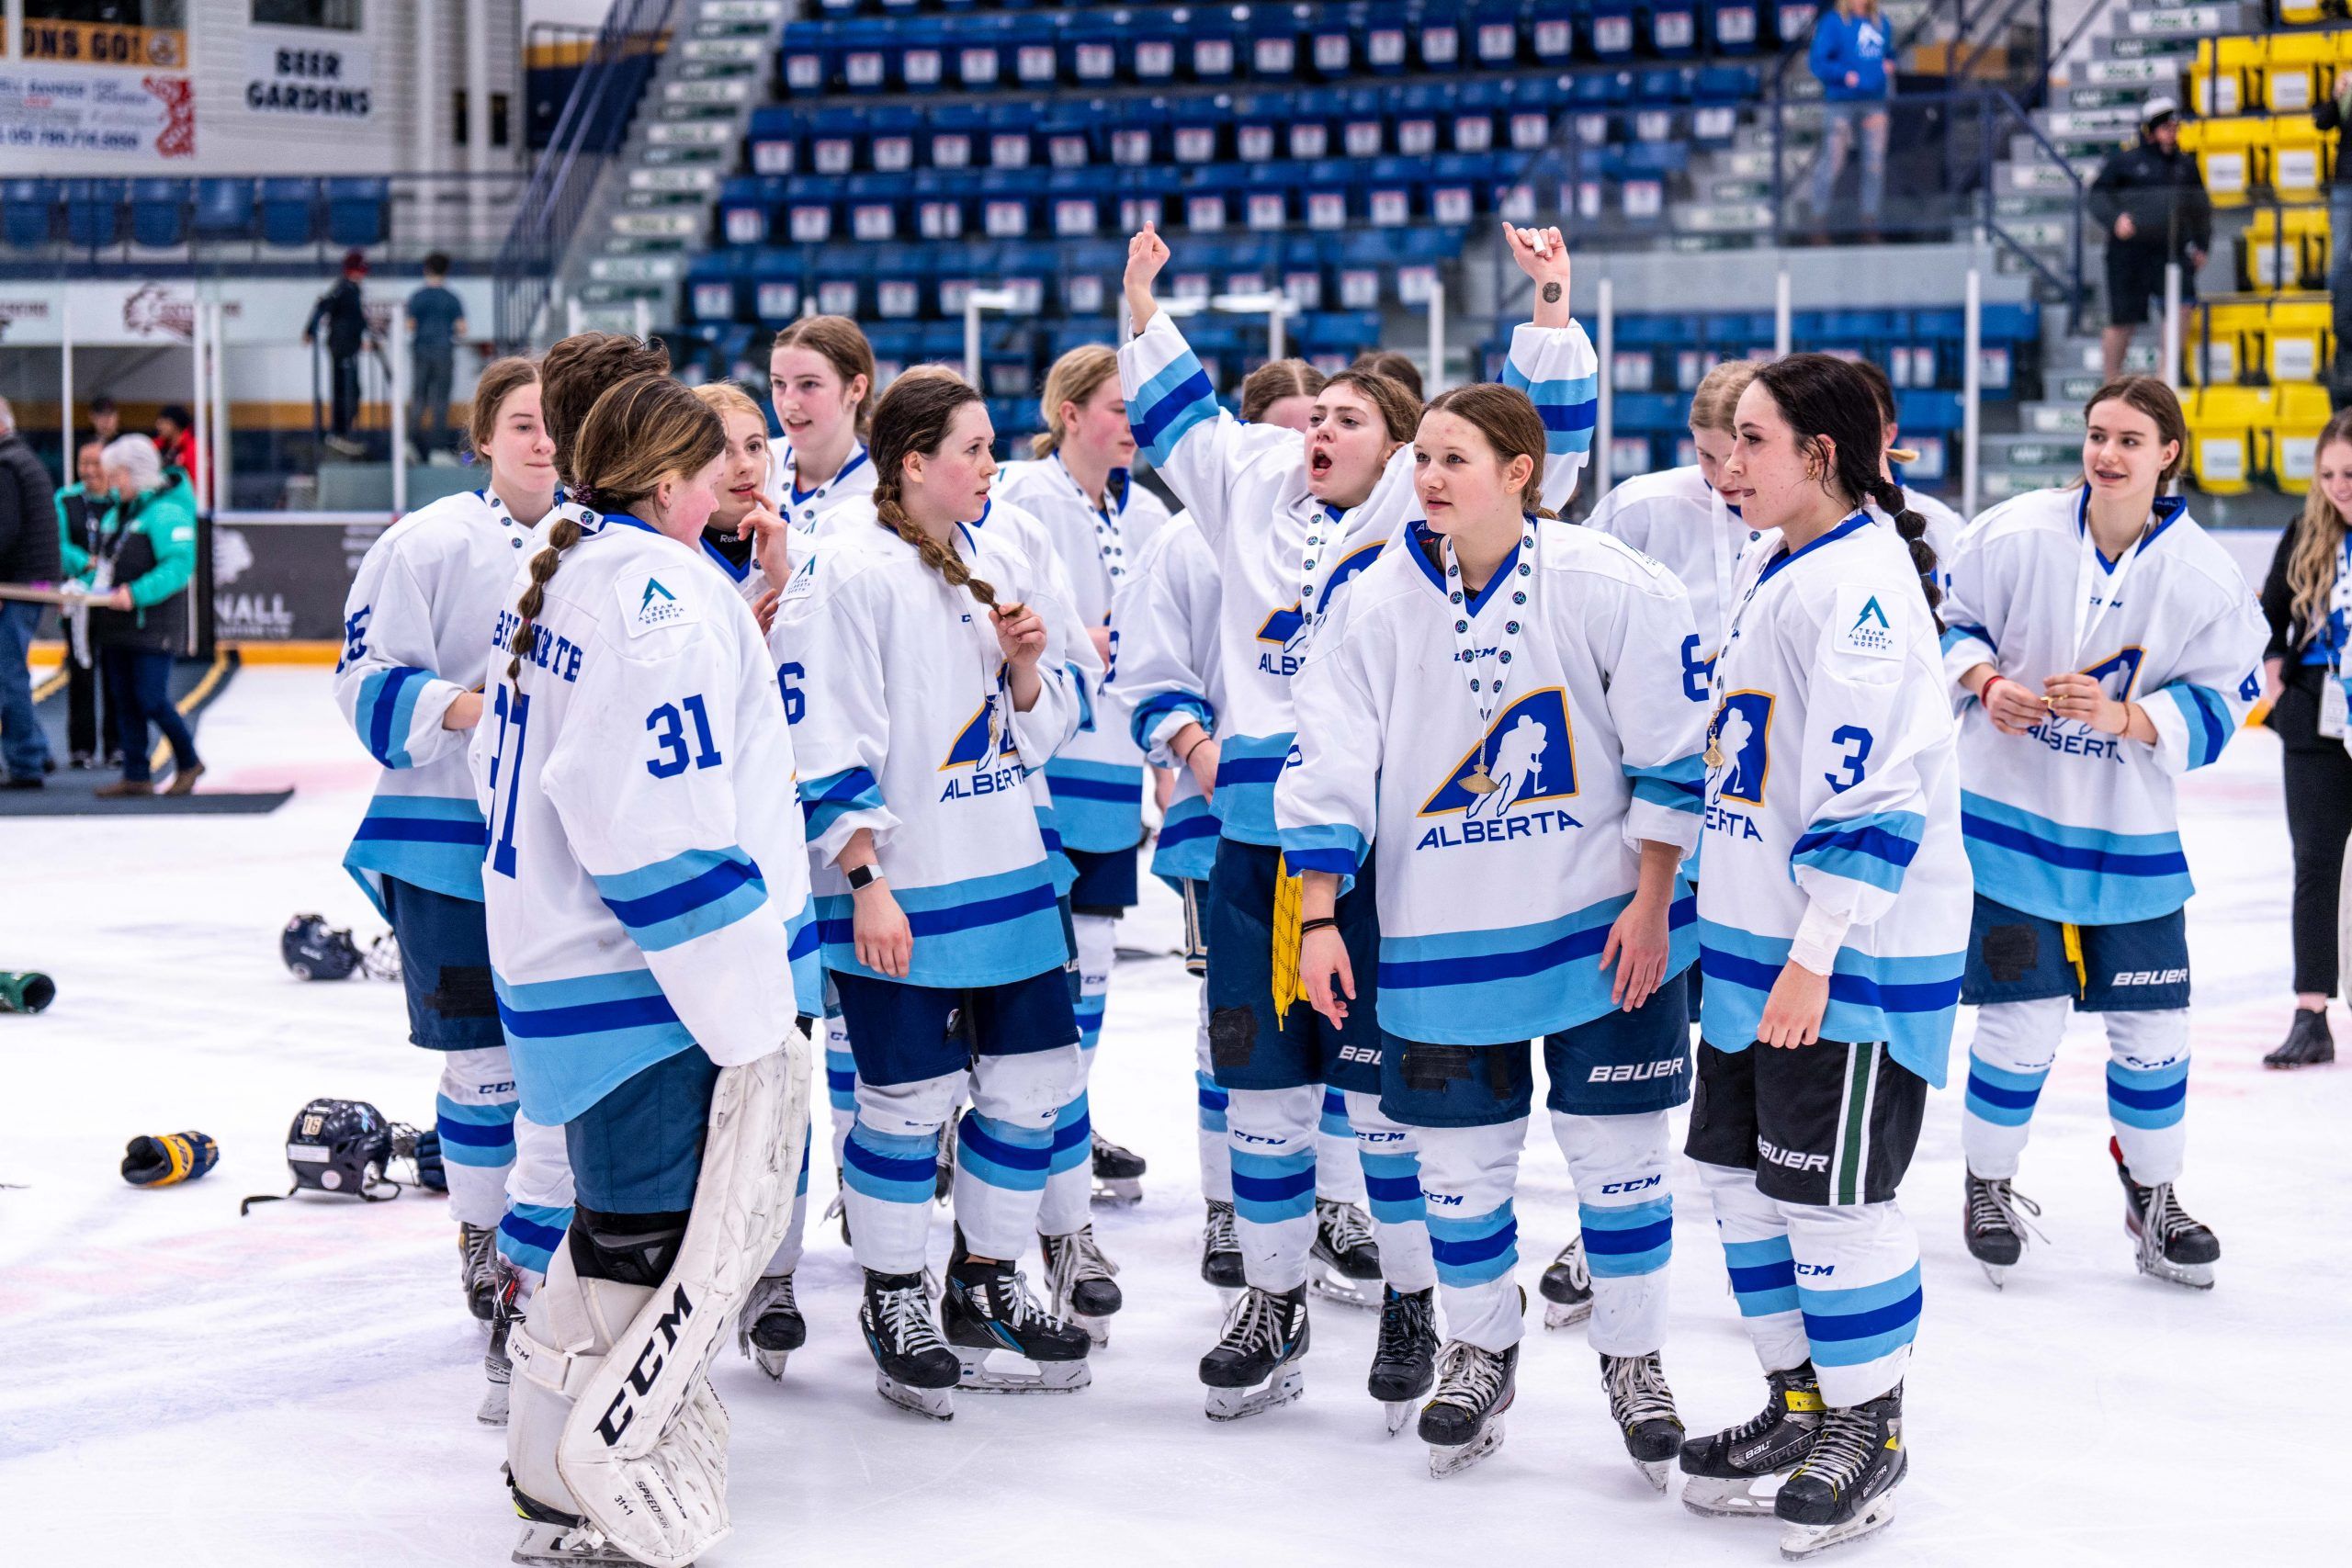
[282,1098,395,1200]
[281,915,363,982]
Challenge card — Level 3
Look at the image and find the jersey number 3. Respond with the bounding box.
[1825,724,1872,794]
[647,694,723,778]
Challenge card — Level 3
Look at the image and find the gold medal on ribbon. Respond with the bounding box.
[1703,732,1725,770]
[1462,758,1500,795]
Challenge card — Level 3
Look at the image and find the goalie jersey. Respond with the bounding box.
[780,498,1084,988]
[1110,513,1225,885]
[1276,520,1707,1044]
[471,512,820,1125]
[334,487,588,915]
[1119,310,1598,846]
[1938,487,2267,926]
[1698,513,1973,1086]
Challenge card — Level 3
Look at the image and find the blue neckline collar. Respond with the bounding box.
[1758,512,1871,585]
[792,446,866,508]
[1409,520,1526,616]
[603,512,659,536]
[699,535,750,581]
[2074,485,2185,570]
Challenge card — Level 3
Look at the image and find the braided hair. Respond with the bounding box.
[868,368,1003,611]
[1749,354,1943,623]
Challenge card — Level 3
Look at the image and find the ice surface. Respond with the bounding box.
[1,669,2342,1565]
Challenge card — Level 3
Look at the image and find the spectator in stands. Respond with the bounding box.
[53,439,114,770]
[80,435,203,798]
[2257,407,2352,1068]
[406,253,468,461]
[1807,0,1893,239]
[1348,349,1424,402]
[154,403,203,502]
[0,395,61,790]
[304,249,374,457]
[86,397,120,451]
[1238,358,1325,430]
[2313,78,2352,406]
[2089,98,2211,384]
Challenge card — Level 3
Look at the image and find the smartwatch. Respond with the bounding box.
[846,863,884,892]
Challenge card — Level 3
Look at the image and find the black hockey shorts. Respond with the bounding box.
[1686,1037,1928,1207]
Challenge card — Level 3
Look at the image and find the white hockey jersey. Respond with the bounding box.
[1698,513,1973,1086]
[1109,513,1225,885]
[1278,520,1708,1044]
[471,512,820,1126]
[1938,487,2267,926]
[993,455,1174,854]
[777,442,876,534]
[1119,310,1598,846]
[335,487,588,915]
[780,498,1083,988]
[1584,464,1751,676]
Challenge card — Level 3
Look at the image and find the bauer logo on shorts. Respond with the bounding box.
[1833,584,1901,660]
[1419,687,1577,818]
[619,574,698,637]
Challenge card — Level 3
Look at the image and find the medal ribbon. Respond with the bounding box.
[1441,517,1539,791]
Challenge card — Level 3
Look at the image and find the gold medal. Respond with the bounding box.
[1703,734,1725,770]
[1462,759,1500,795]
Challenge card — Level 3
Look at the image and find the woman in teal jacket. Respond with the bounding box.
[1808,0,1893,234]
[80,435,203,796]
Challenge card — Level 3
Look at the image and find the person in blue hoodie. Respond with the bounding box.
[1808,0,1893,236]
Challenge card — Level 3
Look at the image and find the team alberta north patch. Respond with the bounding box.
[617,572,698,637]
[1831,582,1902,660]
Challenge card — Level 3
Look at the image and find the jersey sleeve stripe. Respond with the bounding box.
[358,665,429,769]
[593,846,768,953]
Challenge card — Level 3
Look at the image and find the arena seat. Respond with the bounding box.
[63,180,126,250]
[130,180,190,248]
[2,180,56,249]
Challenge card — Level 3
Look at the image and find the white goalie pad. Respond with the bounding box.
[553,1040,810,1568]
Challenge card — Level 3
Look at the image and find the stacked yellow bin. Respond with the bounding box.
[2186,387,2268,493]
[2264,32,2338,115]
[2178,118,2263,207]
[2272,385,2335,494]
[2241,206,2331,292]
[2267,299,2335,386]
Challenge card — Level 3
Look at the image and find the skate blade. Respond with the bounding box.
[1429,1415,1505,1479]
[1091,1179,1144,1207]
[1779,1492,1896,1560]
[753,1347,790,1380]
[1634,1456,1672,1493]
[1071,1313,1112,1349]
[1205,1366,1304,1421]
[1541,1297,1594,1330]
[1680,1473,1784,1517]
[876,1371,956,1421]
[2136,1257,2216,1291]
[511,1520,643,1566]
[1307,1268,1381,1312]
[1384,1399,1416,1437]
[957,1351,1092,1394]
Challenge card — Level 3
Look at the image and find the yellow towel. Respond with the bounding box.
[1271,853,1305,1030]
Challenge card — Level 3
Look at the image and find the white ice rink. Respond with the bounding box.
[3,666,2343,1567]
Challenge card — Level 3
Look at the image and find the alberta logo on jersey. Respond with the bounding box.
[1419,687,1577,819]
[2081,645,2145,705]
[1709,691,1773,805]
[1256,543,1385,658]
[939,672,1021,773]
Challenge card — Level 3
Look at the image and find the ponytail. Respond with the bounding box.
[507,514,584,682]
[869,368,1004,612]
[1866,474,1944,624]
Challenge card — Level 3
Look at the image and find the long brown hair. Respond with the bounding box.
[1688,358,1760,435]
[2288,407,2352,632]
[1422,383,1552,517]
[869,369,1003,610]
[1031,344,1120,458]
[1240,358,1325,423]
[1320,367,1422,443]
[465,356,540,466]
[505,375,724,682]
[2083,375,2189,488]
[1751,354,1942,619]
[1349,349,1425,402]
[539,333,671,484]
[773,315,876,438]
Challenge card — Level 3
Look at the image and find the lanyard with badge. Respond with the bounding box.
[1293,501,1352,645]
[2322,536,2351,739]
[1442,518,1539,794]
[956,524,1016,759]
[1705,484,1741,655]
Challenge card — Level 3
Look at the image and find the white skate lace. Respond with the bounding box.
[1317,1199,1375,1256]
[875,1279,948,1354]
[1551,1236,1591,1292]
[2140,1180,2205,1258]
[1204,1201,1239,1255]
[460,1224,500,1295]
[1046,1226,1119,1299]
[1967,1175,2046,1246]
[1604,1352,1677,1426]
[1216,1285,1284,1353]
[992,1269,1075,1335]
[1429,1340,1507,1412]
[1790,1404,1877,1487]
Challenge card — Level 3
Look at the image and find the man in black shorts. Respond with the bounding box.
[2089,98,2211,383]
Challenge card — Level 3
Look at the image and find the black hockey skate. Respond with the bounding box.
[1091,1130,1147,1205]
[943,1255,1093,1393]
[1368,1285,1440,1434]
[2112,1138,2220,1290]
[458,1222,501,1322]
[739,1272,806,1380]
[1308,1198,1383,1309]
[1041,1223,1122,1346]
[1202,1200,1245,1291]
[933,1134,956,1203]
[479,1263,521,1427]
[1201,1283,1310,1420]
[1602,1350,1686,1492]
[860,1268,961,1420]
[2265,1008,2335,1068]
[1774,1384,1906,1559]
[1963,1171,2044,1288]
[1539,1235,1594,1329]
[1679,1361,1825,1517]
[1419,1341,1517,1478]
[509,1481,638,1565]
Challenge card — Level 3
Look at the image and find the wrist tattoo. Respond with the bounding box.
[1541,282,1561,303]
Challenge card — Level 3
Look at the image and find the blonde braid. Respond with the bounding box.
[871,472,1002,612]
[505,513,583,682]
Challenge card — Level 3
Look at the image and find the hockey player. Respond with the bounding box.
[769,315,876,531]
[1118,220,1593,1423]
[1676,355,1971,1557]
[995,345,1172,1224]
[480,375,818,1568]
[333,355,579,1421]
[1238,358,1325,434]
[779,370,1097,1417]
[1851,359,1964,586]
[538,333,673,490]
[1941,377,2267,1290]
[1282,382,1708,1480]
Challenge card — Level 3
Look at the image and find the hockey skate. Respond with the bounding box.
[1419,1341,1517,1479]
[1201,1200,1245,1292]
[1091,1130,1147,1205]
[1539,1235,1595,1329]
[508,1483,640,1566]
[1308,1198,1383,1309]
[738,1272,806,1380]
[860,1269,960,1420]
[1679,1361,1824,1517]
[1963,1171,2045,1288]
[1774,1384,1905,1560]
[943,1257,1093,1394]
[1041,1224,1123,1347]
[933,1134,956,1203]
[1602,1350,1686,1492]
[1201,1283,1310,1420]
[1369,1285,1439,1435]
[458,1222,502,1322]
[2112,1139,2220,1290]
[2264,1007,2335,1068]
[479,1263,521,1427]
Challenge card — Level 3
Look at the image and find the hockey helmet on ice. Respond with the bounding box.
[281,915,363,982]
[280,1099,397,1203]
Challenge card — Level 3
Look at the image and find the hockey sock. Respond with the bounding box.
[1227,1084,1320,1292]
[1035,1093,1094,1235]
[1072,911,1114,1055]
[955,1046,1080,1260]
[1783,1200,1922,1409]
[1347,1089,1436,1293]
[1315,1087,1367,1204]
[1196,1070,1234,1201]
[498,1111,575,1289]
[1415,1118,1524,1352]
[1554,1110,1674,1357]
[436,1045,521,1231]
[2104,1009,2190,1184]
[1960,997,2065,1179]
[842,1116,942,1276]
[1695,1159,1809,1374]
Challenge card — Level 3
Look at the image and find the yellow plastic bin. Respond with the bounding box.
[2265,32,2336,116]
[2266,298,2335,387]
[2238,204,2332,293]
[2190,37,2256,118]
[2186,386,2268,494]
[2187,300,2267,386]
[2270,118,2329,205]
[2270,384,2335,494]
[2279,0,2324,22]
[2180,118,2260,208]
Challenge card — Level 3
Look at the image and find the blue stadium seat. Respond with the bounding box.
[64,180,125,249]
[1110,96,1168,167]
[868,104,922,170]
[1010,13,1065,89]
[1040,100,1096,168]
[943,13,1007,90]
[1170,95,1227,164]
[1645,0,1702,58]
[1772,1,1821,46]
[2,180,55,249]
[847,172,907,241]
[1232,90,1287,164]
[838,19,893,93]
[1241,163,1298,231]
[926,102,988,170]
[258,178,319,247]
[1308,6,1356,79]
[324,177,388,247]
[1058,238,1125,315]
[1710,0,1766,53]
[1245,6,1302,80]
[978,168,1036,237]
[1588,0,1640,62]
[749,107,799,175]
[1122,7,1185,85]
[1531,5,1576,62]
[895,17,949,92]
[1361,4,1412,75]
[1472,2,1523,68]
[1049,167,1105,237]
[986,101,1035,169]
[784,176,835,243]
[1414,6,1464,73]
[1062,9,1121,87]
[1340,86,1389,157]
[1117,165,1181,233]
[913,168,971,240]
[1185,9,1240,84]
[780,28,825,95]
[130,179,188,247]
[191,177,257,241]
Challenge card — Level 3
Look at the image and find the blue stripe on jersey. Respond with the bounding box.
[1359,1147,1427,1227]
[1500,360,1599,454]
[1723,1235,1800,1318]
[1428,1201,1519,1287]
[1698,919,1962,1089]
[1130,357,1222,466]
[1799,1262,1923,1369]
[1579,1195,1673,1278]
[1276,821,1366,877]
[492,966,699,1125]
[1791,808,1926,895]
[1624,756,1706,814]
[816,861,1067,988]
[1209,730,1295,846]
[356,666,431,769]
[2151,682,2235,771]
[1375,891,1698,1045]
[1036,804,1079,896]
[1940,623,1996,657]
[1152,796,1221,884]
[1958,789,2192,926]
[801,766,886,841]
[785,897,824,1018]
[344,795,490,909]
[1130,690,1214,752]
[1045,756,1147,852]
[592,845,767,953]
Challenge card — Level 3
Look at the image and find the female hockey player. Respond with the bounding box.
[483,374,818,1568]
[769,315,876,531]
[1118,220,1592,1423]
[780,370,1099,1417]
[1239,358,1325,432]
[1677,354,1971,1558]
[537,333,673,489]
[1281,383,1708,1482]
[332,356,578,1421]
[1941,378,2267,1289]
